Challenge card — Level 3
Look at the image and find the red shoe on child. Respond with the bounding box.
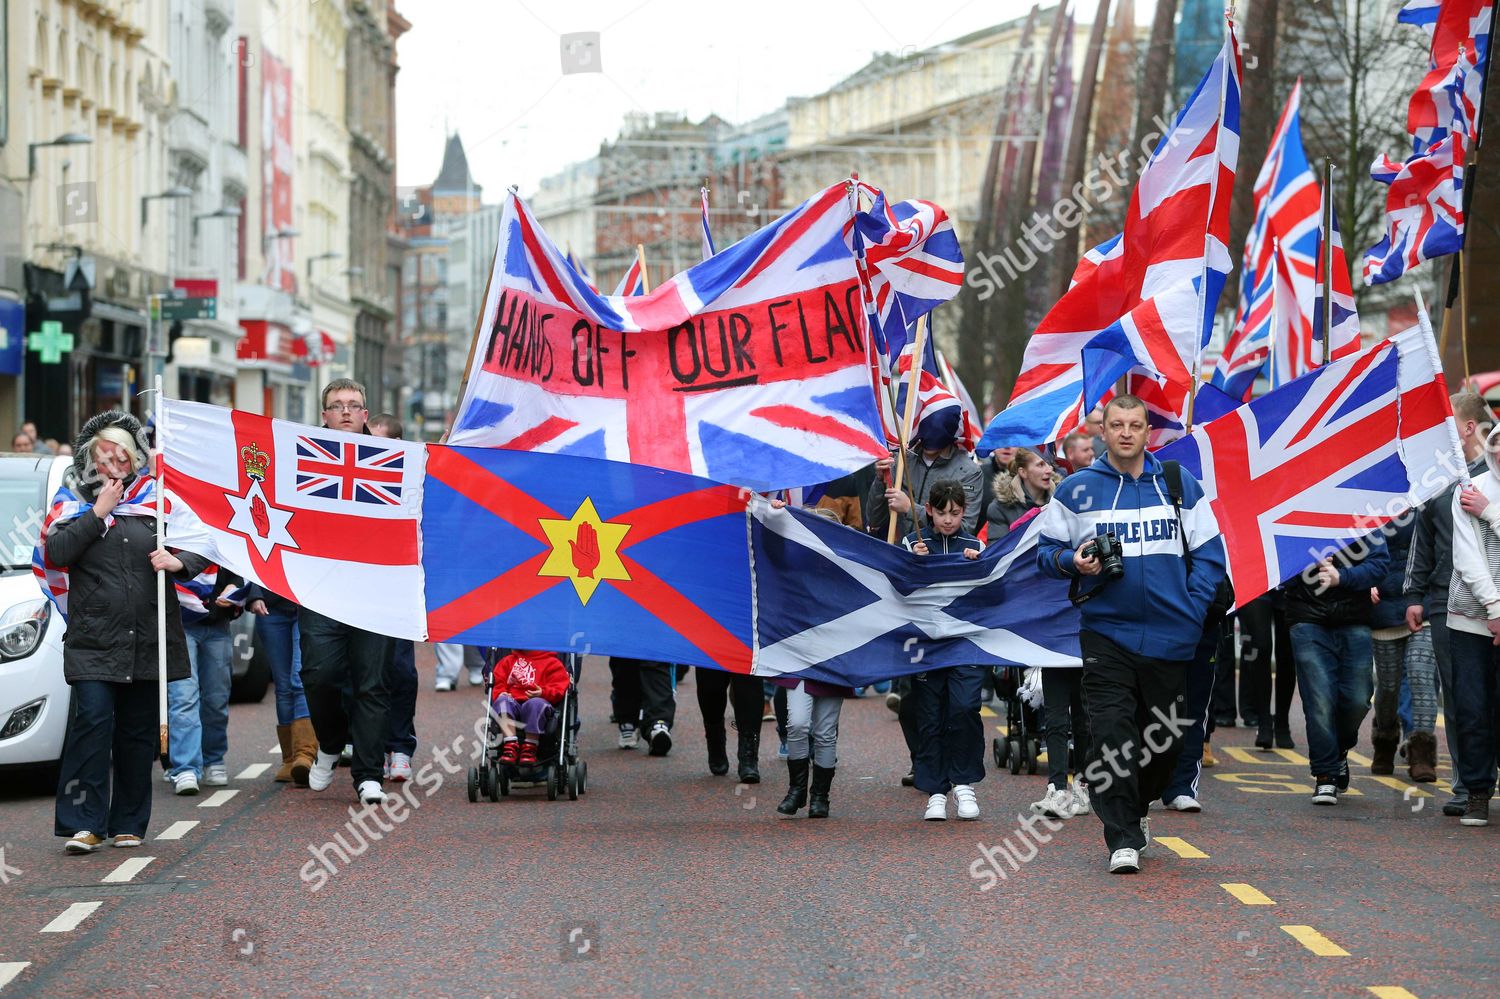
[498,740,520,766]
[517,741,539,766]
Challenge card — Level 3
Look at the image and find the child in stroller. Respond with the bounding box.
[490,650,571,767]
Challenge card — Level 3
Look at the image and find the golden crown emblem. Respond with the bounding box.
[240,442,270,481]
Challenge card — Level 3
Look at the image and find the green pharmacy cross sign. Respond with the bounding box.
[28,321,74,365]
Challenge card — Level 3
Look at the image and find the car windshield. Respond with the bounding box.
[0,462,52,570]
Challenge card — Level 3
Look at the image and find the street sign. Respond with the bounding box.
[27,320,74,364]
[157,296,218,321]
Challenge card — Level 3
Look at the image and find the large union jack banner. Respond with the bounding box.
[1158,323,1463,607]
[449,183,960,491]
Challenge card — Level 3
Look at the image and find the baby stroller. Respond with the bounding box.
[990,665,1040,775]
[467,649,586,802]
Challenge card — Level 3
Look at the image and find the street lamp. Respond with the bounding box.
[262,225,299,255]
[306,250,341,286]
[28,132,92,179]
[191,203,241,236]
[140,185,193,228]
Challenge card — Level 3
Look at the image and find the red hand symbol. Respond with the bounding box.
[570,522,600,579]
[251,493,270,537]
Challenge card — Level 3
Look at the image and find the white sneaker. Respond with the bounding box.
[617,724,638,750]
[1166,794,1201,812]
[1070,780,1092,816]
[1139,816,1152,853]
[1109,848,1140,874]
[468,667,485,686]
[1031,783,1074,819]
[923,793,948,821]
[173,772,200,796]
[357,780,387,805]
[204,765,229,787]
[308,750,340,791]
[388,752,412,782]
[434,678,455,692]
[953,785,980,820]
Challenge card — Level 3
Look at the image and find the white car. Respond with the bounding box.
[0,453,73,773]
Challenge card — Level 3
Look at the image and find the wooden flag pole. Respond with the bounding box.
[154,374,169,766]
[1459,249,1472,387]
[636,244,651,294]
[887,315,931,545]
[1319,161,1336,366]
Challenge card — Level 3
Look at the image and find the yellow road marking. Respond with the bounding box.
[1221,883,1275,905]
[1281,925,1349,957]
[1155,836,1208,859]
[1367,988,1419,999]
[980,705,998,718]
[1347,751,1372,767]
[1221,746,1273,765]
[1271,748,1309,764]
[1367,776,1432,796]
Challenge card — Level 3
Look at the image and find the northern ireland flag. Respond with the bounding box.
[159,398,427,638]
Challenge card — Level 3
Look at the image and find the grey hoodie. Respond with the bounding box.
[1446,425,1500,635]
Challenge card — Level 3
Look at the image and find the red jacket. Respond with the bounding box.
[491,651,570,704]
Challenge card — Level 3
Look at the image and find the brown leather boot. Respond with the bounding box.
[273,724,295,782]
[1407,731,1438,783]
[289,717,318,787]
[1370,735,1398,775]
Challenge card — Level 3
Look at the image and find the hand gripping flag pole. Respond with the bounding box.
[154,373,169,767]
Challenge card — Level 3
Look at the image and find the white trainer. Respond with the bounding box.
[953,785,980,820]
[1166,794,1201,812]
[923,793,948,821]
[204,765,229,787]
[308,750,340,791]
[1070,780,1092,816]
[1139,816,1152,853]
[468,667,485,687]
[617,724,638,750]
[357,780,387,805]
[1031,783,1074,819]
[172,772,200,796]
[388,752,412,783]
[1109,848,1140,874]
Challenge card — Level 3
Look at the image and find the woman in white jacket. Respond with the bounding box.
[1445,425,1500,828]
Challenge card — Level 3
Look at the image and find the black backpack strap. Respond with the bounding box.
[1160,460,1191,564]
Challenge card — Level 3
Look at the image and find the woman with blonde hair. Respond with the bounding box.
[37,412,209,852]
[984,448,1055,544]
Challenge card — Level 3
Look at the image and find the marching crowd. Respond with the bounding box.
[33,379,1500,874]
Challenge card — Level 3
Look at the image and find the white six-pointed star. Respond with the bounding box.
[225,480,298,560]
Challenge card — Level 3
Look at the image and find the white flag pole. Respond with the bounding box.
[155,375,169,766]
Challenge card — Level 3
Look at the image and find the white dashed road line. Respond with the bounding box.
[155,820,199,841]
[102,857,155,884]
[236,763,271,779]
[0,963,30,990]
[198,790,239,808]
[40,902,102,933]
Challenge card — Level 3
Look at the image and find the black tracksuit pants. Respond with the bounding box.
[695,670,762,743]
[299,608,392,787]
[609,657,676,730]
[1080,630,1191,853]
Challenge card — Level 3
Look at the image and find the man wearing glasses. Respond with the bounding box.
[300,379,396,805]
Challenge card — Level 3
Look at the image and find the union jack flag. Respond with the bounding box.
[1312,194,1362,364]
[700,187,716,260]
[295,436,407,505]
[564,249,598,293]
[613,254,645,296]
[1366,52,1473,285]
[1215,81,1320,400]
[451,183,926,490]
[1403,0,1490,155]
[1158,323,1462,608]
[894,345,979,452]
[981,21,1241,450]
[33,476,162,616]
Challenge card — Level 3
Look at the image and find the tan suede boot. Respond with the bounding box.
[289,717,318,788]
[273,724,295,782]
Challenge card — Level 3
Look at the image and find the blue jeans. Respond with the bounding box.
[168,619,233,777]
[255,610,307,726]
[1290,622,1374,779]
[1446,627,1500,797]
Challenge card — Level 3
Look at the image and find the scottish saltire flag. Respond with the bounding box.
[1158,323,1462,608]
[423,444,757,670]
[1365,53,1473,285]
[1312,195,1362,363]
[450,183,951,490]
[613,255,645,296]
[158,398,428,638]
[1215,82,1320,400]
[700,187,716,260]
[894,346,979,452]
[750,512,1080,683]
[33,476,163,616]
[980,21,1242,450]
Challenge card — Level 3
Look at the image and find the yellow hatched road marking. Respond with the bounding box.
[1271,748,1309,764]
[1221,746,1277,765]
[1368,776,1432,796]
[1367,988,1420,998]
[1347,751,1373,767]
[979,705,998,718]
[1281,925,1349,957]
[1221,883,1275,905]
[1155,836,1208,859]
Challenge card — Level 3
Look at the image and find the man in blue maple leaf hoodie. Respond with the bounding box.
[1036,395,1227,874]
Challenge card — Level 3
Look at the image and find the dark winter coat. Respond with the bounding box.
[1281,533,1391,629]
[46,412,208,684]
[1370,518,1413,631]
[984,472,1052,545]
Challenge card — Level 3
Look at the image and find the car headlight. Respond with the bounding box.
[0,598,50,661]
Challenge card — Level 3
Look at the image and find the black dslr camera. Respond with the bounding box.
[1089,531,1126,580]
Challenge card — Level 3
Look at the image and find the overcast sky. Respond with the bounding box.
[394,0,1152,197]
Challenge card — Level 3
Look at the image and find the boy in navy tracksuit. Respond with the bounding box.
[903,480,987,821]
[1036,396,1226,873]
